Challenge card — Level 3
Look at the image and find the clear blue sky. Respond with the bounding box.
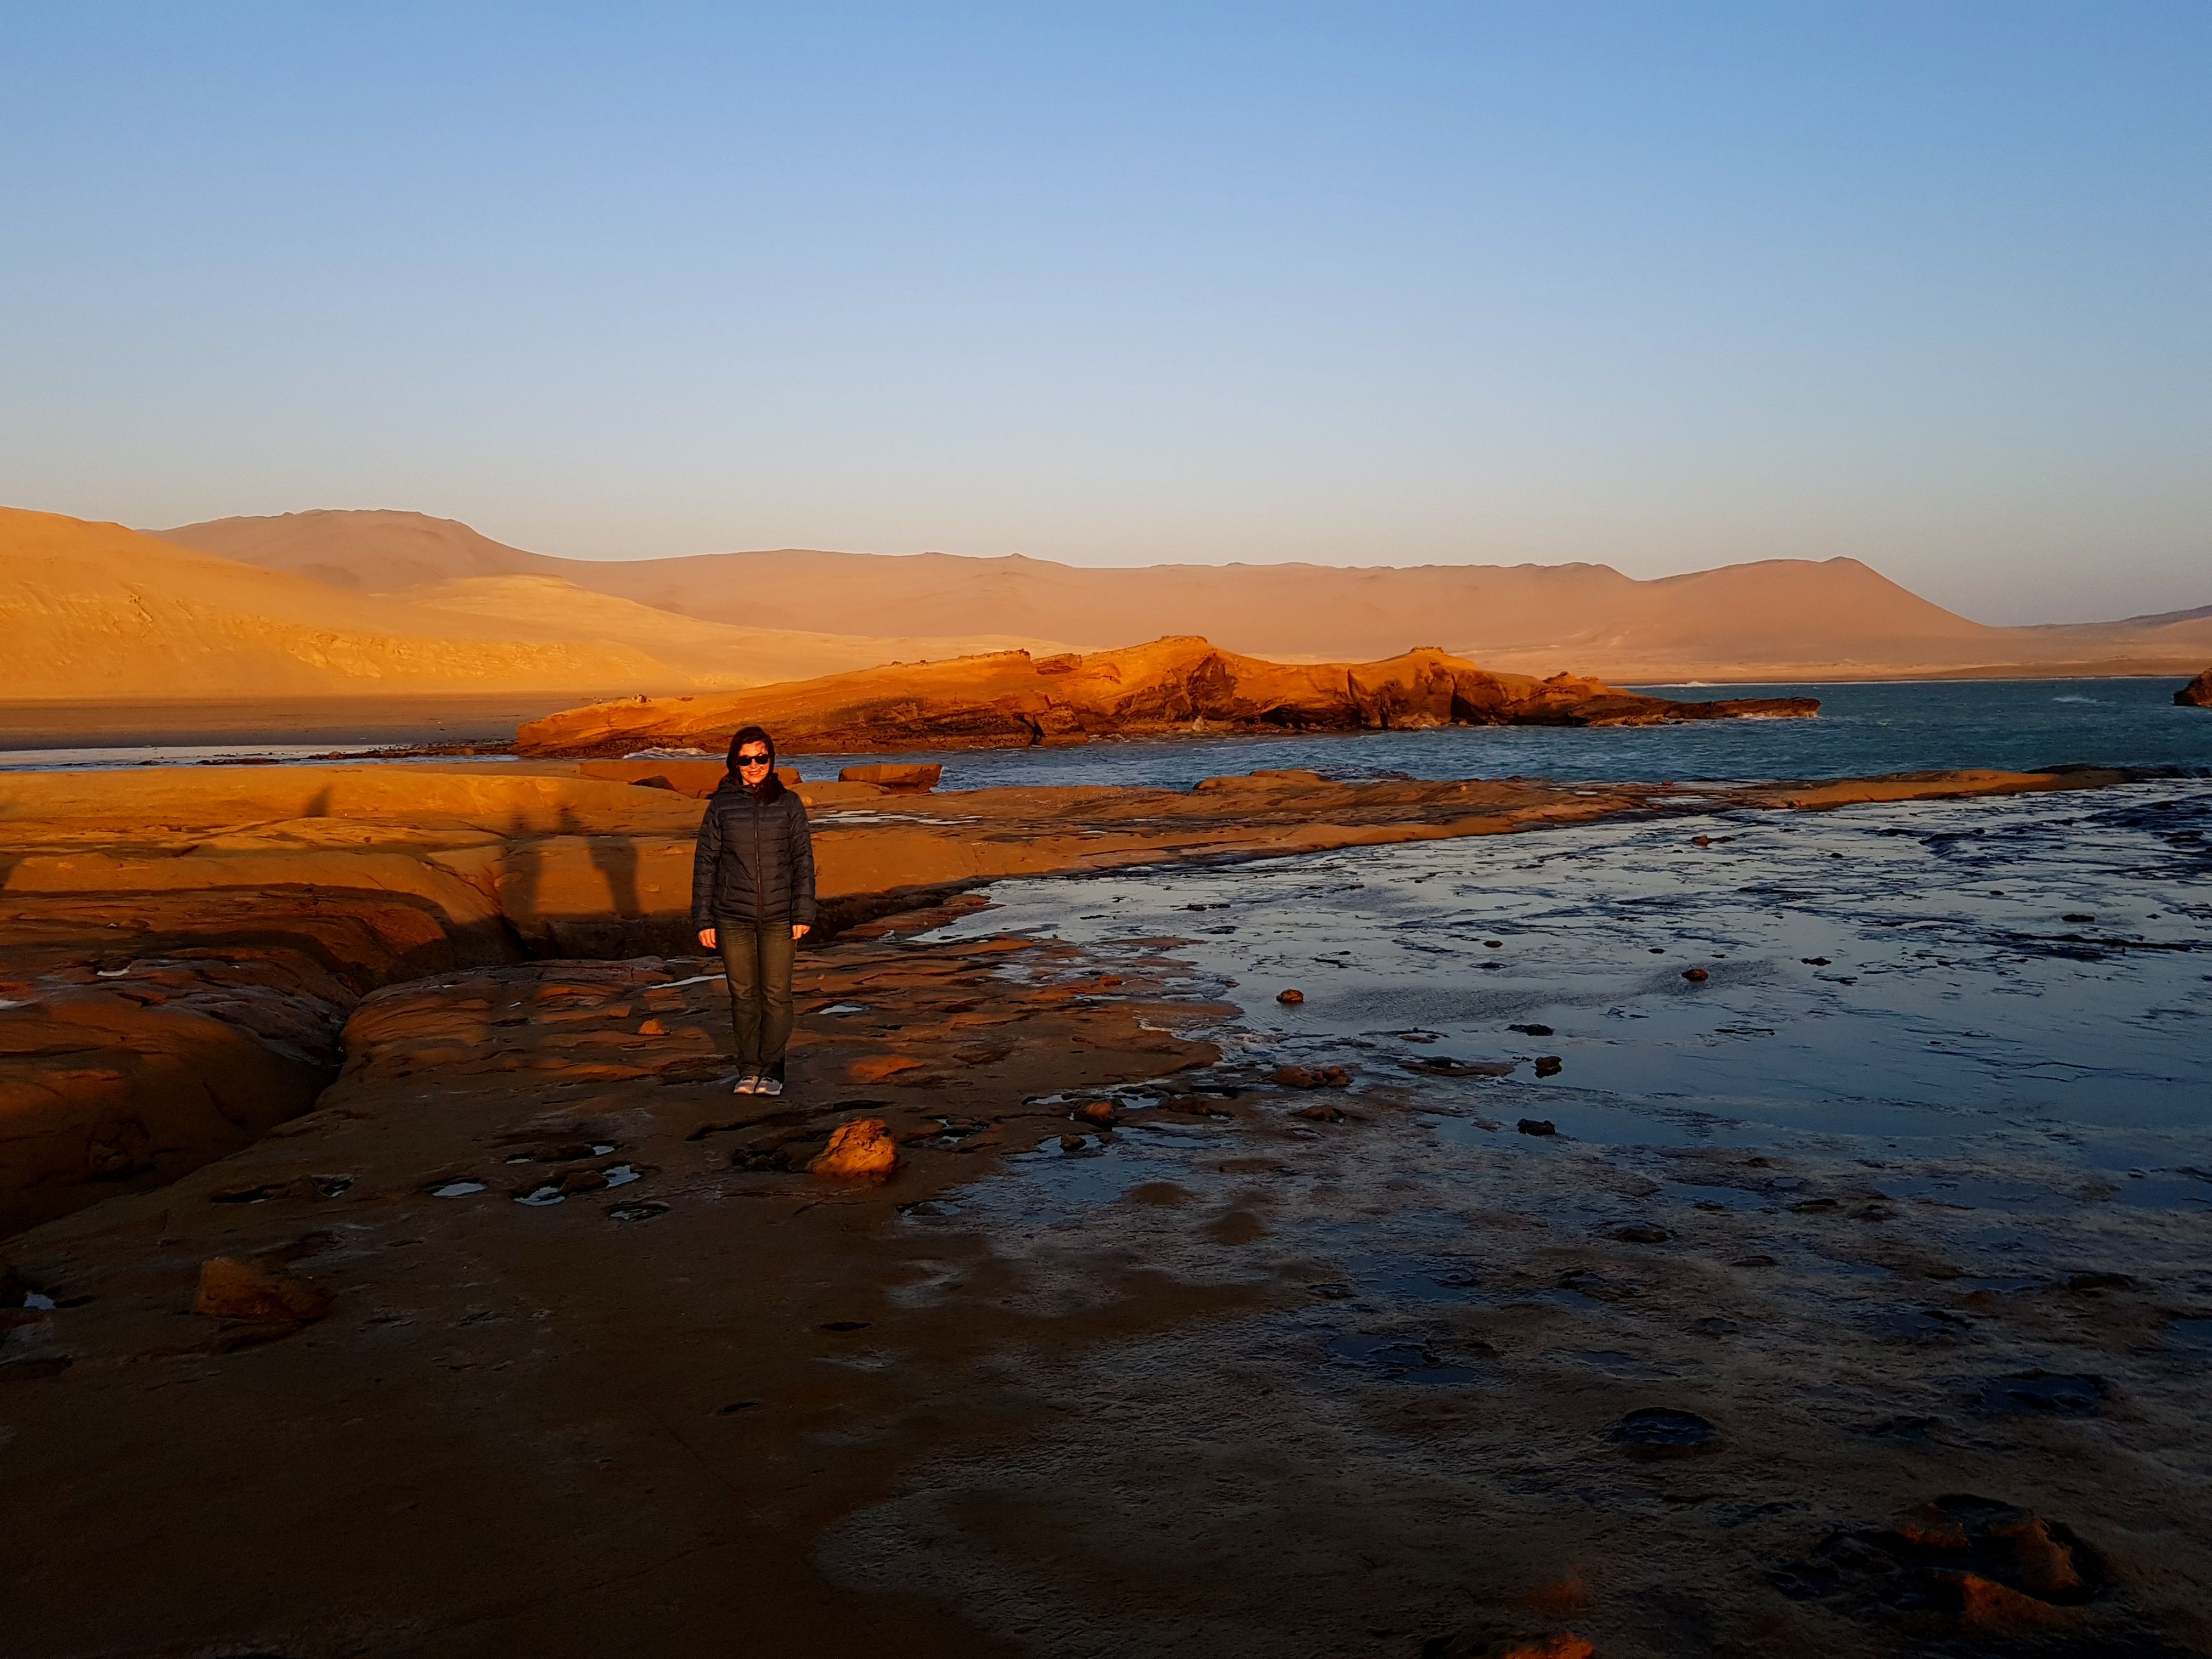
[3,2,2205,623]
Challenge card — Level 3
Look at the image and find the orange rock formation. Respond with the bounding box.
[515,637,1819,757]
[2177,668,2212,707]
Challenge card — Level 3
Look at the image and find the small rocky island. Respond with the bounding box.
[516,636,1819,757]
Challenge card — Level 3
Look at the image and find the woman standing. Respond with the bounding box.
[691,725,817,1096]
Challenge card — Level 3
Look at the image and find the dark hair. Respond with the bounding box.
[725,725,784,798]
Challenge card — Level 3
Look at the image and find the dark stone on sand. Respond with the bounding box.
[1272,1064,1349,1089]
[1682,968,1709,982]
[1976,1370,2107,1416]
[1124,1181,1193,1206]
[1508,1023,1553,1036]
[1406,1056,1514,1077]
[1694,1317,1739,1336]
[1076,1100,1119,1128]
[1533,1056,1562,1077]
[1612,1224,1671,1244]
[1608,1408,1717,1456]
[0,1356,73,1383]
[1296,1104,1347,1123]
[2063,912,2095,923]
[2065,1271,2134,1293]
[1419,1628,1594,1659]
[1517,1118,1556,1136]
[1801,956,1830,965]
[1058,1135,1087,1153]
[1276,988,1304,1004]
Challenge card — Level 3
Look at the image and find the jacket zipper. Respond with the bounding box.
[752,793,765,924]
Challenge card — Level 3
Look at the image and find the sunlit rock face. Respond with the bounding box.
[2177,667,2212,707]
[515,637,1819,758]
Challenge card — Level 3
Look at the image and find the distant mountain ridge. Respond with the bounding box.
[0,509,1070,699]
[153,510,2212,681]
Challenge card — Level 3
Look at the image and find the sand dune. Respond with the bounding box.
[1,509,1070,699]
[153,509,561,591]
[157,509,2211,680]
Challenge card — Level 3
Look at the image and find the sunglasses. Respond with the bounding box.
[736,752,772,768]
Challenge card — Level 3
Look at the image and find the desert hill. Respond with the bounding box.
[153,509,562,590]
[514,637,1816,758]
[158,509,2212,680]
[0,509,1070,699]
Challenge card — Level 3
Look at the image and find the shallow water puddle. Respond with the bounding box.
[929,782,2212,1182]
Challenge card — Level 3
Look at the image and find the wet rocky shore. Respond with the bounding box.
[1,761,2203,1656]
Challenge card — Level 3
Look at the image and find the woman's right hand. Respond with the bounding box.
[697,927,717,950]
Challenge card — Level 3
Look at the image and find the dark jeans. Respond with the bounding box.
[719,923,796,1068]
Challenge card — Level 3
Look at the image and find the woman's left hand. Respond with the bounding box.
[792,923,810,941]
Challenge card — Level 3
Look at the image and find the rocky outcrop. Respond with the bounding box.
[0,758,2120,1233]
[514,638,1820,758]
[2178,668,2212,707]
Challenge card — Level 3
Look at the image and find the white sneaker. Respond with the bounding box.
[755,1072,784,1097]
[732,1069,761,1094]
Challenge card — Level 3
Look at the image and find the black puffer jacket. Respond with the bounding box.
[690,778,817,928]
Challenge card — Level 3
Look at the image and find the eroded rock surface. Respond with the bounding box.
[0,760,2138,1232]
[515,637,1821,757]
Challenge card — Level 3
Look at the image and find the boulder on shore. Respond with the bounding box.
[839,763,941,791]
[193,1257,334,1326]
[2177,669,2212,708]
[809,1118,900,1182]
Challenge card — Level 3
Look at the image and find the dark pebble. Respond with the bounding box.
[1683,968,1709,982]
[2066,1271,2134,1293]
[1508,1023,1553,1036]
[1609,1408,1717,1455]
[1533,1056,1562,1077]
[1976,1370,2106,1415]
[1517,1118,1556,1136]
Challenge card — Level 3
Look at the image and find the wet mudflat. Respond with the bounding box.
[1,780,2206,1656]
[816,781,2211,1653]
[933,778,2212,1178]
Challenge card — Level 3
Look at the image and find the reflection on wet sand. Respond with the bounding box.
[1,770,2204,1654]
[825,781,2210,1652]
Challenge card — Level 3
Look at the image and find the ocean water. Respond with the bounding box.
[815,678,2212,788]
[2,678,2205,784]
